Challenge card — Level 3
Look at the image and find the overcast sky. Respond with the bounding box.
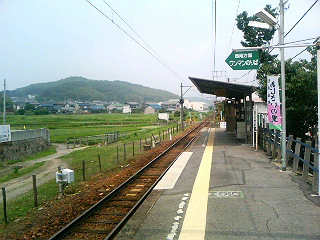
[0,0,319,97]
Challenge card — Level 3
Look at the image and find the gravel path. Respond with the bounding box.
[0,144,87,203]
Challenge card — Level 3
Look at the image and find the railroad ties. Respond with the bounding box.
[49,119,211,240]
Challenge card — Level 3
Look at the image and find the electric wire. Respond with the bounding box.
[285,37,317,45]
[224,0,241,71]
[85,0,197,94]
[284,0,319,38]
[291,47,308,60]
[101,0,180,80]
[268,0,318,54]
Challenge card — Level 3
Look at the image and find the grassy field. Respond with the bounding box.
[0,112,199,228]
[3,113,163,142]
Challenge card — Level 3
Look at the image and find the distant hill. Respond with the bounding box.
[8,77,179,103]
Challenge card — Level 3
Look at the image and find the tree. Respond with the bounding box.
[236,4,278,63]
[236,6,317,139]
[0,94,13,112]
[24,103,35,111]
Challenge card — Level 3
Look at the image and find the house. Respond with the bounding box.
[91,105,106,113]
[122,104,132,114]
[144,104,163,114]
[186,102,208,112]
[161,100,179,112]
[107,103,124,113]
[59,107,75,114]
[252,92,268,128]
[125,102,141,110]
[37,103,56,113]
[12,101,26,111]
[75,103,92,114]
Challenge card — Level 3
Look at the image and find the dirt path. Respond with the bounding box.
[0,144,87,203]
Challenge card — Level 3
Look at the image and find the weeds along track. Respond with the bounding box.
[49,120,210,240]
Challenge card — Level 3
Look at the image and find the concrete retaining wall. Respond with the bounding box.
[0,137,50,162]
[11,128,50,142]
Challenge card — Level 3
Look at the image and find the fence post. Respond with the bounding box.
[82,161,86,181]
[86,136,88,145]
[73,138,76,148]
[159,131,161,141]
[80,137,82,146]
[286,135,293,166]
[302,141,312,183]
[140,138,142,150]
[163,130,165,140]
[267,130,272,156]
[32,175,38,207]
[261,128,266,151]
[124,144,126,161]
[117,146,119,164]
[2,187,8,224]
[272,130,278,160]
[57,166,64,198]
[133,142,135,156]
[67,139,69,149]
[293,138,302,174]
[98,155,102,171]
[276,134,282,163]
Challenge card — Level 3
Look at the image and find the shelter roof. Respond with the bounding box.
[189,77,256,99]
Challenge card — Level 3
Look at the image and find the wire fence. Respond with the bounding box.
[0,123,188,225]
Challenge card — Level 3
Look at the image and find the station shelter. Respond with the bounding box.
[189,76,256,143]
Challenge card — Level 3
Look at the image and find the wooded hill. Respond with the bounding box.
[8,77,179,102]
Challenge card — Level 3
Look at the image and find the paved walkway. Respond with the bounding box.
[116,128,320,240]
[0,144,86,202]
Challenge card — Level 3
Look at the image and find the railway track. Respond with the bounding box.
[49,120,210,240]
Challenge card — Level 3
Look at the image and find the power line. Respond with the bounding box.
[225,0,241,61]
[285,37,316,45]
[269,1,318,53]
[291,47,308,60]
[101,0,174,75]
[85,0,196,94]
[284,0,319,38]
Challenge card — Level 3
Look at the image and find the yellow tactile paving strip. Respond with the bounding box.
[178,128,215,240]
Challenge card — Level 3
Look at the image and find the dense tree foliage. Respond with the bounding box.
[236,5,317,139]
[0,93,14,111]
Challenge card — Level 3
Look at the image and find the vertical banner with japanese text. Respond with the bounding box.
[267,75,282,130]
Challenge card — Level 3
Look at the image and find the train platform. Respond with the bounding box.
[115,127,320,240]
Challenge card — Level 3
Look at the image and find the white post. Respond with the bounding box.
[316,39,320,195]
[253,106,256,148]
[3,79,6,125]
[256,106,259,151]
[279,0,287,171]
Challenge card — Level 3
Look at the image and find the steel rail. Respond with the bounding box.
[49,120,209,240]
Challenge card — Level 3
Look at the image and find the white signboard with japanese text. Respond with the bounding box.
[267,75,282,130]
[0,125,11,142]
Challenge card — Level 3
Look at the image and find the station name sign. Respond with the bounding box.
[225,50,260,70]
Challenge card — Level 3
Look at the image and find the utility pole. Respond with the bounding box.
[316,37,320,195]
[3,79,6,125]
[180,83,192,131]
[279,0,286,171]
[180,83,184,131]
